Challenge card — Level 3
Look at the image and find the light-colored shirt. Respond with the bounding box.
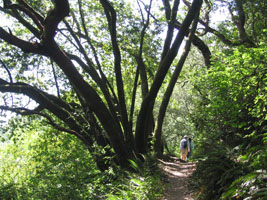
[180,138,188,150]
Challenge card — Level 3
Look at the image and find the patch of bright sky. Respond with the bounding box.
[210,2,229,26]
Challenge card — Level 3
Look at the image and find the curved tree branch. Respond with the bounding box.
[184,0,255,47]
[228,0,254,46]
[0,27,44,54]
[66,52,121,128]
[173,21,211,66]
[99,0,130,135]
[63,14,119,118]
[0,105,94,147]
[0,9,40,38]
[2,0,43,38]
[0,106,72,134]
[136,0,152,98]
[0,58,13,83]
[0,78,72,112]
[17,0,44,23]
[0,78,100,145]
[154,10,200,157]
[41,0,70,44]
[3,0,43,30]
[161,0,180,59]
[50,60,61,99]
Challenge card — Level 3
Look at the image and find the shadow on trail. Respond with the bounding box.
[159,157,195,200]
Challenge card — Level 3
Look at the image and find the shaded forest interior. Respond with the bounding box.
[0,0,266,199]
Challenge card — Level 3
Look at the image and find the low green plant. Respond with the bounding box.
[0,117,164,199]
[105,155,164,200]
[222,143,267,200]
[190,45,267,200]
[192,143,246,200]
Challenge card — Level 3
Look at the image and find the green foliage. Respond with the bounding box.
[0,118,99,199]
[192,144,246,200]
[190,45,267,199]
[106,157,163,200]
[222,143,267,200]
[0,118,163,199]
[156,62,198,155]
[243,0,267,44]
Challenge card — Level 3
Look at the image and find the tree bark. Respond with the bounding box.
[154,11,200,157]
[135,0,203,155]
[45,42,134,166]
[0,0,135,167]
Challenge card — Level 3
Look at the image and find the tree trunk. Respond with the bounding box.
[44,42,134,167]
[154,10,200,157]
[135,0,203,155]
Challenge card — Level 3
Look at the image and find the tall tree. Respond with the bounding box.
[0,0,203,168]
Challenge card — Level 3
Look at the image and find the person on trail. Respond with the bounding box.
[186,137,194,161]
[180,135,188,161]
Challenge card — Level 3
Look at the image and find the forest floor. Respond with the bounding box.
[159,157,196,200]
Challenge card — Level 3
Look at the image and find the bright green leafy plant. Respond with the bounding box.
[190,45,267,199]
[0,117,163,199]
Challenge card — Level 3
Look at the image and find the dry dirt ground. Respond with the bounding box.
[159,157,196,200]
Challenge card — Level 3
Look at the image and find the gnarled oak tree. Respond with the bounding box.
[0,0,203,169]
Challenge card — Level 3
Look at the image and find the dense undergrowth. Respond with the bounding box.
[0,118,164,199]
[190,46,267,200]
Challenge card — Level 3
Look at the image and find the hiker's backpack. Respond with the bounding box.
[181,139,187,149]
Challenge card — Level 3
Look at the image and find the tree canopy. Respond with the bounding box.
[0,0,204,168]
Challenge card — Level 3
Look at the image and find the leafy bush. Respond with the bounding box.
[0,118,163,199]
[190,45,267,199]
[222,143,267,200]
[0,118,100,199]
[192,143,248,200]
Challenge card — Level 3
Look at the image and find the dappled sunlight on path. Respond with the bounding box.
[159,157,195,200]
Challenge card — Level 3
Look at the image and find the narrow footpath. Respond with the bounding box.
[159,157,196,200]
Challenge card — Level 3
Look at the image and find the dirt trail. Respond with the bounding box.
[159,157,196,200]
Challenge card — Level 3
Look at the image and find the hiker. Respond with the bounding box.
[186,137,194,161]
[180,135,188,161]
